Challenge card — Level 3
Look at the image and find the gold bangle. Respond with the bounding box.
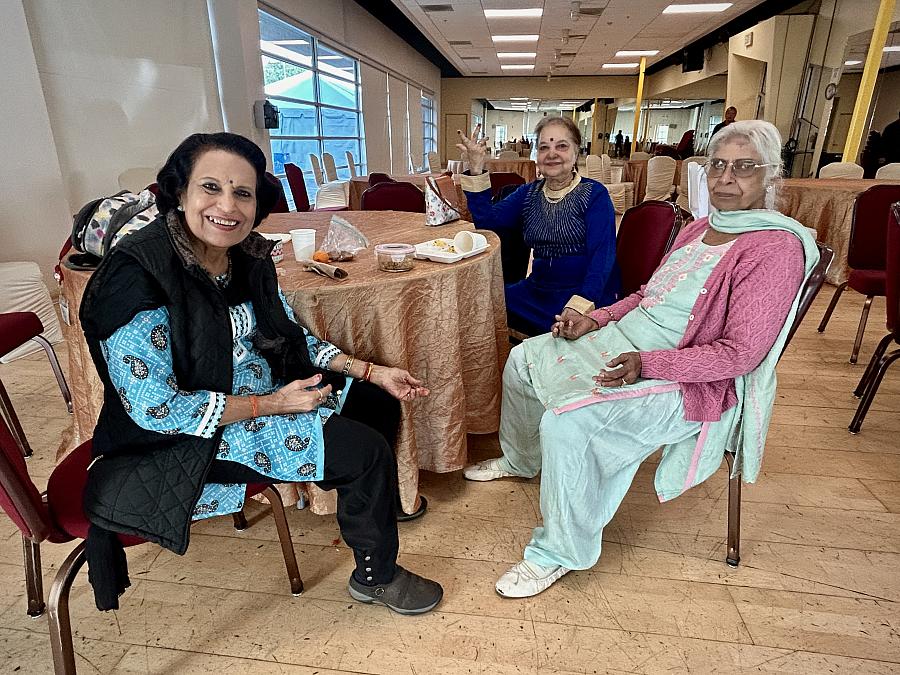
[249,395,259,418]
[341,355,354,376]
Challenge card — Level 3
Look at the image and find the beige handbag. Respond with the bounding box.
[424,176,461,226]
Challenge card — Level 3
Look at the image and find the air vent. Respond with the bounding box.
[560,51,578,57]
[460,56,481,60]
[448,40,472,46]
[471,70,488,74]
[421,4,454,12]
[580,7,604,16]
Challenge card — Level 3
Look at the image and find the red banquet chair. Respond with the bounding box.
[850,203,900,433]
[818,184,900,363]
[616,200,684,297]
[284,162,312,212]
[0,415,303,674]
[265,172,291,213]
[360,181,426,212]
[0,312,72,458]
[489,172,526,200]
[367,172,395,186]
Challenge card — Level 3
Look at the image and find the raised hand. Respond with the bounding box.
[455,124,490,174]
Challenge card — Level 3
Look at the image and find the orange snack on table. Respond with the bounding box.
[312,250,330,263]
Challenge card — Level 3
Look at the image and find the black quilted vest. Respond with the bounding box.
[80,213,337,554]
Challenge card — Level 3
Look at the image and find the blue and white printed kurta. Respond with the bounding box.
[101,290,350,520]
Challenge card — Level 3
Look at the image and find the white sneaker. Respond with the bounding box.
[463,457,514,482]
[495,560,569,598]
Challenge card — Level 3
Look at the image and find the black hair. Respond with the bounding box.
[155,132,279,227]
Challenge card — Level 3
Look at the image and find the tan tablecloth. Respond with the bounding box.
[776,178,900,285]
[58,211,509,516]
[623,159,683,202]
[485,158,537,183]
[349,174,471,220]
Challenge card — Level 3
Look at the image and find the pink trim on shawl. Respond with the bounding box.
[683,422,711,490]
[552,383,681,414]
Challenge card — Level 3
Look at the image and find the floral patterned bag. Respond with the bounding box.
[424,175,461,226]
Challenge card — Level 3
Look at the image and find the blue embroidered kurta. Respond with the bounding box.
[463,176,620,334]
[101,290,349,520]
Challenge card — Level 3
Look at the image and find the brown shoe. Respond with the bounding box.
[348,565,443,615]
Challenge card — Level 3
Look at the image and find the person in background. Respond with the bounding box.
[624,136,632,157]
[712,106,738,138]
[882,111,900,164]
[456,118,620,336]
[79,132,442,615]
[463,120,818,599]
[615,130,624,158]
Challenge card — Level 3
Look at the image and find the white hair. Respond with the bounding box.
[707,120,783,208]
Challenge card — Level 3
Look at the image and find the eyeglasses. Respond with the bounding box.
[705,158,775,178]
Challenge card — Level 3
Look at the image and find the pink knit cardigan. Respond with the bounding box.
[588,216,805,422]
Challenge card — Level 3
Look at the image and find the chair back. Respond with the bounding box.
[427,151,441,172]
[643,155,677,201]
[308,154,325,185]
[676,156,707,212]
[322,152,339,182]
[368,172,395,186]
[616,200,683,296]
[284,163,311,212]
[848,185,900,271]
[265,172,290,213]
[875,163,900,180]
[600,154,612,183]
[345,151,358,178]
[0,415,53,543]
[888,204,900,334]
[495,183,531,284]
[675,130,695,156]
[360,181,425,212]
[819,161,864,179]
[584,155,604,181]
[783,243,834,349]
[497,150,519,160]
[630,151,652,160]
[489,172,526,200]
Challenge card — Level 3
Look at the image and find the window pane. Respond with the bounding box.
[273,99,318,137]
[318,43,356,81]
[318,73,358,109]
[321,106,359,137]
[258,10,313,67]
[263,56,315,101]
[324,139,360,179]
[270,138,320,176]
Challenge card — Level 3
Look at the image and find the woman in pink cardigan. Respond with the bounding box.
[464,120,819,599]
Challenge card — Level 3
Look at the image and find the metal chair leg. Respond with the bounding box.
[48,542,86,675]
[0,378,32,457]
[817,281,847,333]
[23,536,45,617]
[262,486,303,596]
[854,333,893,398]
[724,451,741,567]
[849,348,900,434]
[31,335,73,414]
[850,296,874,364]
[232,510,249,531]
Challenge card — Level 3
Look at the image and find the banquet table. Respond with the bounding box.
[485,158,537,183]
[58,211,509,516]
[623,158,683,203]
[776,178,900,285]
[349,174,470,219]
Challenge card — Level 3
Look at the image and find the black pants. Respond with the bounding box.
[208,381,401,584]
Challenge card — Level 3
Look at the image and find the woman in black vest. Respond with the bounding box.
[80,133,442,614]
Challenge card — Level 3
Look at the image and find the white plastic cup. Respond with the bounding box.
[453,230,487,254]
[290,228,316,261]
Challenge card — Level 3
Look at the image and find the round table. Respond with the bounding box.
[59,211,509,516]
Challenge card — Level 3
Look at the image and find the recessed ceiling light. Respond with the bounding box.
[602,63,639,68]
[484,9,543,19]
[844,60,862,65]
[501,64,535,70]
[492,34,540,42]
[498,52,537,58]
[615,50,659,57]
[510,97,529,100]
[662,3,733,13]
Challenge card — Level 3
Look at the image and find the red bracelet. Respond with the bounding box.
[363,363,374,382]
[249,395,259,418]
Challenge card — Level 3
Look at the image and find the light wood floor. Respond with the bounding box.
[0,288,898,673]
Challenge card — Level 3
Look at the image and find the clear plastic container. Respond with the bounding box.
[375,243,416,272]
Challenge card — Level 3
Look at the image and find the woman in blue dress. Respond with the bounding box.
[456,117,620,335]
[80,132,442,615]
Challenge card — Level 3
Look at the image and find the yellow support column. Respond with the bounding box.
[631,57,647,158]
[591,98,601,154]
[843,0,897,163]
